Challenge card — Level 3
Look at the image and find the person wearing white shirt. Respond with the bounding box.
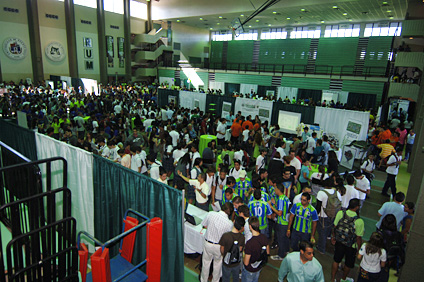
[161,107,168,121]
[242,128,249,142]
[361,154,376,182]
[293,187,312,205]
[289,150,301,182]
[169,126,180,147]
[315,180,342,254]
[216,119,227,146]
[255,148,267,174]
[229,160,243,180]
[157,166,168,185]
[130,146,142,173]
[147,155,162,180]
[353,170,370,209]
[139,150,148,174]
[381,149,402,197]
[276,140,286,160]
[178,171,210,211]
[107,142,119,162]
[173,145,187,165]
[233,148,244,163]
[342,175,360,209]
[205,168,215,197]
[305,133,317,159]
[190,146,201,169]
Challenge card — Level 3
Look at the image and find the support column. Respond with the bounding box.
[96,0,107,84]
[123,0,132,81]
[146,0,152,33]
[26,0,44,83]
[400,70,424,282]
[64,0,79,78]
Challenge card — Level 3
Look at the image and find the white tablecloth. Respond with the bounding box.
[184,204,209,254]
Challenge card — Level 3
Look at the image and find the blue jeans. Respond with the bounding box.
[404,144,413,160]
[291,230,311,251]
[317,217,333,254]
[241,266,261,282]
[275,224,289,258]
[222,264,241,282]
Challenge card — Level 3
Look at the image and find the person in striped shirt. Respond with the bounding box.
[270,184,291,260]
[248,189,273,237]
[235,170,253,203]
[287,192,318,251]
[221,176,236,202]
[222,187,236,205]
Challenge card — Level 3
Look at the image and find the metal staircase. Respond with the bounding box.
[354,37,370,75]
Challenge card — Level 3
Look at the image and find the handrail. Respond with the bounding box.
[77,209,151,251]
[164,61,389,78]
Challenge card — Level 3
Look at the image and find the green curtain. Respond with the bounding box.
[93,155,184,282]
[0,120,38,161]
[157,89,179,108]
[271,102,316,125]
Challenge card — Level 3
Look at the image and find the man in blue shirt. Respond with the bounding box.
[376,192,408,230]
[278,241,324,282]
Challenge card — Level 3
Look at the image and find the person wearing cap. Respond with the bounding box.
[216,118,227,146]
[235,170,253,203]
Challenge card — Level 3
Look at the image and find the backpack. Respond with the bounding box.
[251,245,268,269]
[379,229,405,268]
[322,189,341,218]
[223,153,230,167]
[334,211,358,247]
[223,239,241,265]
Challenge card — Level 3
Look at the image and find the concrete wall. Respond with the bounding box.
[0,0,33,81]
[171,23,209,61]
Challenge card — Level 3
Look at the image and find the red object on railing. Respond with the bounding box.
[146,217,163,282]
[120,216,139,263]
[91,248,112,282]
[78,243,89,282]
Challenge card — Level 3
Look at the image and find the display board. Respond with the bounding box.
[234,97,273,124]
[159,77,175,87]
[81,78,98,95]
[278,110,301,134]
[321,91,338,103]
[179,91,207,112]
[17,111,28,129]
[222,102,232,118]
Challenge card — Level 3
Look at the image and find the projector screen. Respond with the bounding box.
[278,110,301,134]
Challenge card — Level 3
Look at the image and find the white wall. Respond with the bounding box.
[172,23,209,61]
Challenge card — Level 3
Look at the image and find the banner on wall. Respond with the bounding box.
[118,37,124,68]
[222,102,232,118]
[106,36,114,68]
[234,97,273,124]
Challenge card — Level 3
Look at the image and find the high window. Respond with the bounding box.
[324,24,360,37]
[364,22,402,37]
[290,26,321,39]
[211,31,232,41]
[260,28,288,39]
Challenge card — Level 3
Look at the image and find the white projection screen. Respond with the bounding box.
[278,110,301,134]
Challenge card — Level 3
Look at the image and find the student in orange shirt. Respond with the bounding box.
[231,118,242,144]
[242,116,254,131]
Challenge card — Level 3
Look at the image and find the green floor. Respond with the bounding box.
[184,160,412,281]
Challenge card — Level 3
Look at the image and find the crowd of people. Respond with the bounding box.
[1,79,415,282]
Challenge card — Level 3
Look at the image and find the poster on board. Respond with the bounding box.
[278,110,301,134]
[341,120,362,147]
[340,146,357,169]
[234,98,273,124]
[118,37,124,68]
[106,36,114,67]
[222,102,232,118]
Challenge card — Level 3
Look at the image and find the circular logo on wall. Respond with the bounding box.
[3,38,27,60]
[45,42,65,62]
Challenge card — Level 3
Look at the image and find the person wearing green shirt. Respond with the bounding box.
[278,240,324,282]
[221,176,236,203]
[235,170,253,203]
[287,192,318,251]
[248,190,272,236]
[331,198,364,282]
[222,187,236,205]
[270,184,291,261]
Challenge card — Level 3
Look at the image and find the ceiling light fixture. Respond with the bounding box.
[176,19,180,22]
[382,1,388,4]
[256,19,260,22]
[348,19,353,21]
[321,20,325,23]
[217,23,220,25]
[249,25,252,27]
[240,14,244,17]
[199,18,203,20]
[301,8,306,11]
[210,28,213,30]
[268,24,272,26]
[343,12,348,16]
[389,16,394,19]
[409,37,414,39]
[219,16,222,19]
[273,11,277,14]
[332,5,338,9]
[387,10,392,12]
[287,17,291,20]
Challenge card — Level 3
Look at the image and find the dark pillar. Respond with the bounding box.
[26,0,44,83]
[146,0,152,33]
[123,0,132,81]
[400,64,424,282]
[64,0,79,78]
[96,0,107,84]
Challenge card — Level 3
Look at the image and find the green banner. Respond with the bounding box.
[118,37,124,68]
[106,36,114,67]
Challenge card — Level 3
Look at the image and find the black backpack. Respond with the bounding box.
[223,153,230,167]
[250,246,268,269]
[223,240,241,265]
[334,211,358,247]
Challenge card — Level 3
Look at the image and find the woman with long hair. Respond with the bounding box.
[327,150,339,176]
[252,131,265,159]
[357,232,386,282]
